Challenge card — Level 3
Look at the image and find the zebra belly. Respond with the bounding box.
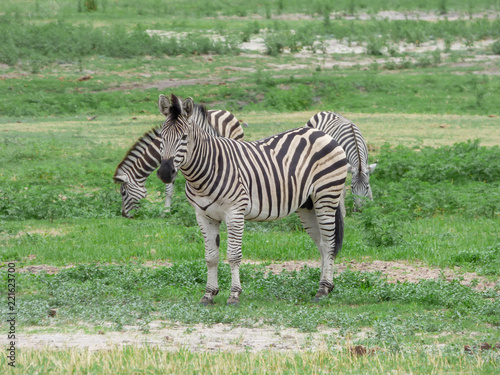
[243,189,309,222]
[244,209,296,222]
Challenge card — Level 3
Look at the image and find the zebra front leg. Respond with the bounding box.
[225,215,245,306]
[196,213,221,306]
[164,183,174,211]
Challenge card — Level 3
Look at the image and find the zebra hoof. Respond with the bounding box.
[226,297,240,307]
[199,296,214,306]
[313,290,331,303]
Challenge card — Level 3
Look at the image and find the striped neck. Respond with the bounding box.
[180,124,218,191]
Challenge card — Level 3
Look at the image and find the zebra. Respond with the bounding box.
[305,111,376,212]
[157,94,347,306]
[113,106,246,218]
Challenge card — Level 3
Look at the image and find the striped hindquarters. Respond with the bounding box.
[207,110,245,141]
[306,111,368,171]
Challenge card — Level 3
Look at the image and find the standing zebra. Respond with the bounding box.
[113,105,246,218]
[157,94,347,306]
[305,111,376,212]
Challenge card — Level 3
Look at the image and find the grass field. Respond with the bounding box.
[1,0,499,373]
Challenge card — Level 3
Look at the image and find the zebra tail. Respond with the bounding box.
[334,203,344,258]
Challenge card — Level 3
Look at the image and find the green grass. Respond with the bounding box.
[1,118,499,274]
[2,0,499,19]
[1,65,499,117]
[2,215,499,275]
[2,262,499,330]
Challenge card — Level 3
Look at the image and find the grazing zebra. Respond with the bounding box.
[157,94,347,306]
[305,111,376,211]
[113,106,246,218]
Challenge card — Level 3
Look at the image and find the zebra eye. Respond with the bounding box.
[181,133,188,141]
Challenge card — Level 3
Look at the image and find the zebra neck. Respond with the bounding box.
[118,159,152,183]
[180,125,218,191]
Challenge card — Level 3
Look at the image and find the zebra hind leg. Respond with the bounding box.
[314,198,344,301]
[297,198,344,301]
[196,213,222,306]
[296,207,332,300]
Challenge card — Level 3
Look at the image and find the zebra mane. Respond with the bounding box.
[169,93,184,121]
[193,103,208,122]
[113,126,162,181]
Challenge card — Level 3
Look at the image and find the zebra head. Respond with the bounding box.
[113,171,147,218]
[348,162,377,211]
[157,94,194,184]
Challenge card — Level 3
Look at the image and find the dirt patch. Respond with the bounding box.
[101,77,241,92]
[2,228,68,240]
[18,264,71,275]
[245,260,499,291]
[19,323,348,352]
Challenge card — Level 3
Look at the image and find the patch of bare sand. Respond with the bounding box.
[243,260,499,291]
[19,323,348,352]
[4,228,68,240]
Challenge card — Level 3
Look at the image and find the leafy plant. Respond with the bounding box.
[492,40,500,55]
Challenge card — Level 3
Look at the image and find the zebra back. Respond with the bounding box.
[306,111,368,172]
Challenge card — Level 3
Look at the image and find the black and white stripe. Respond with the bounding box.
[306,111,376,211]
[157,94,347,305]
[113,106,246,218]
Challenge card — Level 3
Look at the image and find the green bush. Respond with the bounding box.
[375,141,500,183]
[364,141,500,220]
[263,25,317,56]
[492,40,500,55]
[0,21,240,66]
[263,84,313,111]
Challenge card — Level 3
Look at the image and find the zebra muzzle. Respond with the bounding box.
[157,158,177,184]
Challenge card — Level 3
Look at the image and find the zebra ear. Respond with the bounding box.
[367,162,378,174]
[183,97,194,118]
[113,173,129,184]
[158,94,171,117]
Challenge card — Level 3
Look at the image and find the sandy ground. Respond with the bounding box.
[19,323,347,352]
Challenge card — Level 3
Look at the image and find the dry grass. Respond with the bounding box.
[2,345,497,374]
[241,112,500,152]
[4,112,497,151]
